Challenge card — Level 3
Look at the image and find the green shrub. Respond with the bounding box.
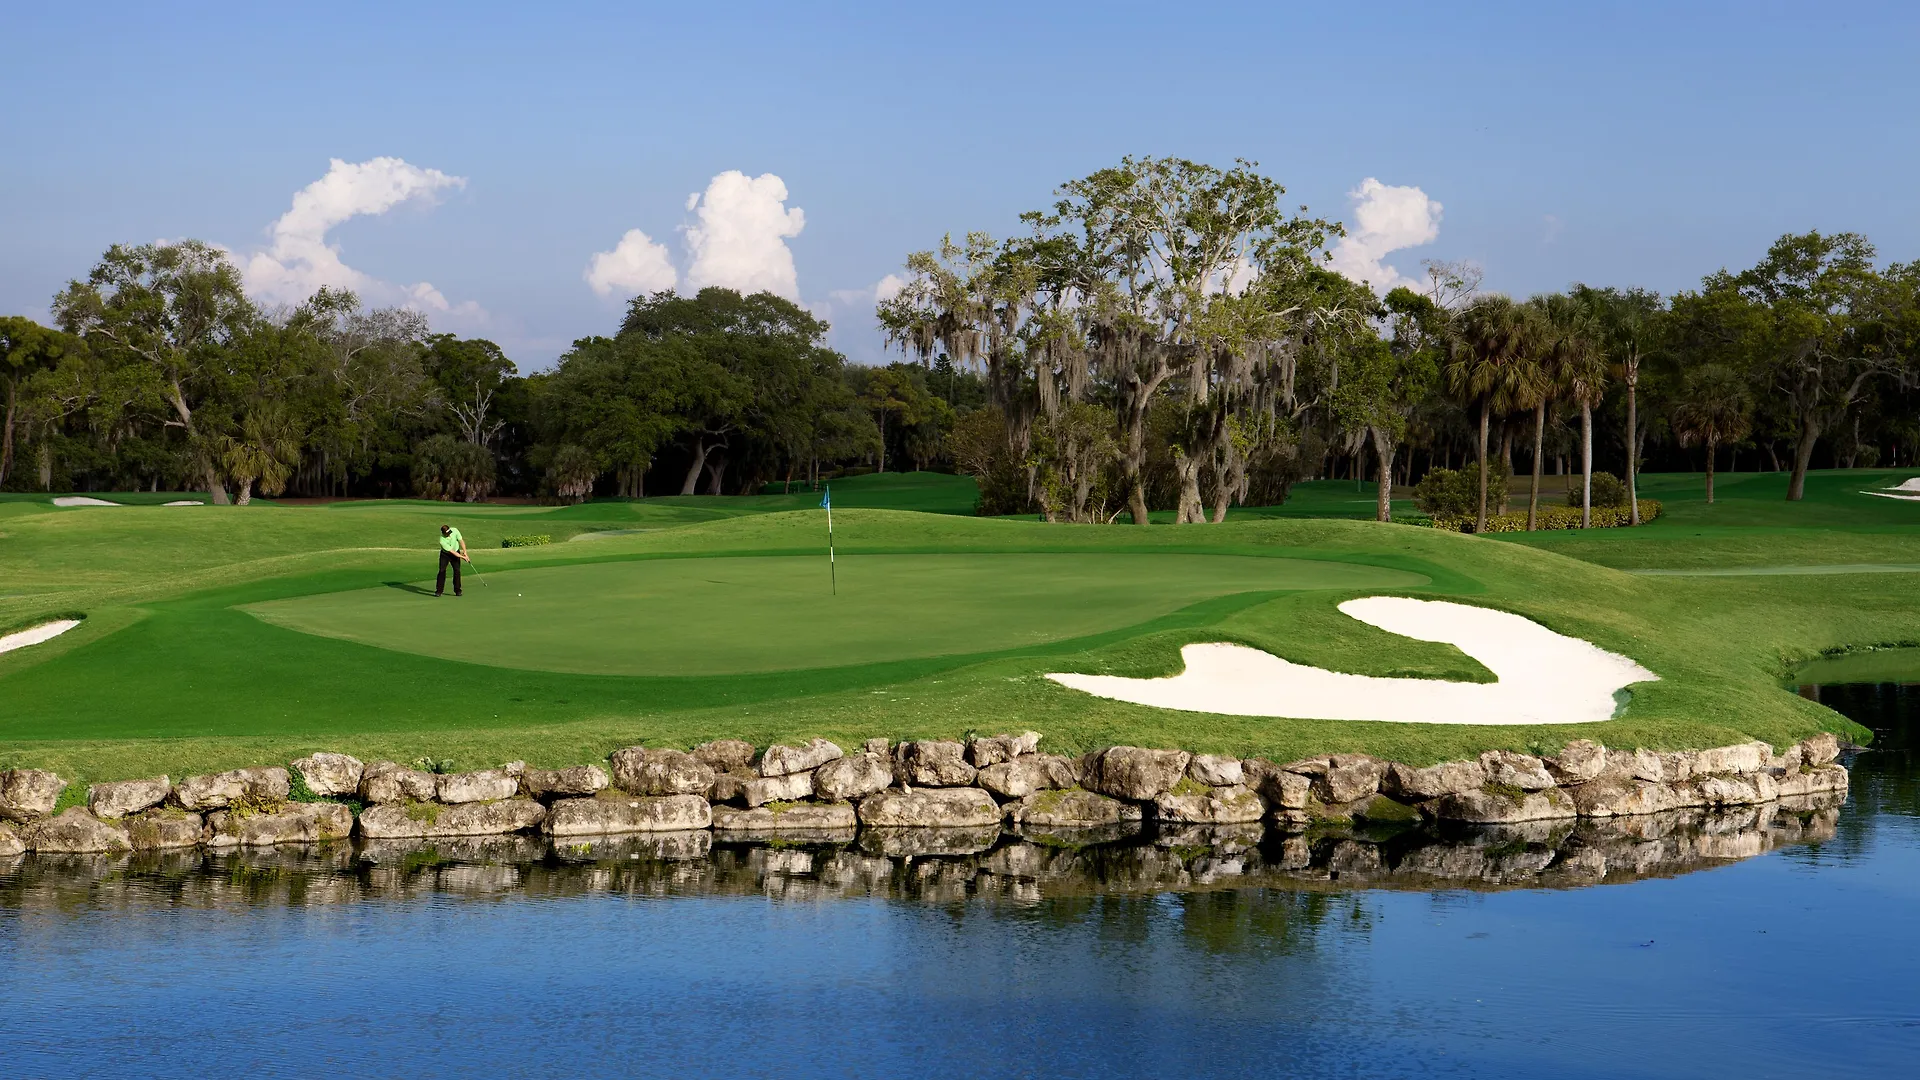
[1412,462,1510,518]
[501,534,551,548]
[1427,499,1662,532]
[1565,470,1629,509]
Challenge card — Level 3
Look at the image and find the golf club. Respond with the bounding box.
[467,553,489,588]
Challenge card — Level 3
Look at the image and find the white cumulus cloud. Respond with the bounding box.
[1326,177,1442,294]
[682,170,806,300]
[829,272,905,307]
[241,157,474,318]
[583,228,679,297]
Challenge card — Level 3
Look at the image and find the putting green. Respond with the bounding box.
[245,553,1427,676]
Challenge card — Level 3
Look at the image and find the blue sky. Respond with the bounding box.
[3,2,1916,368]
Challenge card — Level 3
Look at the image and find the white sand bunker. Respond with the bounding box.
[1048,597,1657,725]
[52,496,121,507]
[0,619,82,656]
[163,500,204,506]
[1862,478,1920,500]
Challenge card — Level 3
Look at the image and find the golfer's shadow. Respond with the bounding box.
[382,581,437,597]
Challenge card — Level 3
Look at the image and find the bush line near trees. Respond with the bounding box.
[1428,501,1662,534]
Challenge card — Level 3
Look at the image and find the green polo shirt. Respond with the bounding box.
[439,527,464,554]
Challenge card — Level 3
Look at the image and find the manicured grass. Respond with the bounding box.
[247,553,1422,675]
[2,469,1913,789]
[1499,469,1920,568]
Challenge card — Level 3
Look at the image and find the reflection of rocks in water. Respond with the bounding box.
[0,795,1844,910]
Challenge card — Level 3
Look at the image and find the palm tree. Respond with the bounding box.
[1671,365,1752,503]
[1542,301,1609,528]
[1575,285,1664,524]
[220,404,302,506]
[1445,296,1529,533]
[1514,300,1564,530]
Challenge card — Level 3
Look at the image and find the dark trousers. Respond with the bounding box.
[436,550,463,595]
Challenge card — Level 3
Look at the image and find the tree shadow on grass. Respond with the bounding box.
[382,581,437,597]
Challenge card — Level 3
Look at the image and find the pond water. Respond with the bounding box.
[2,693,1916,1078]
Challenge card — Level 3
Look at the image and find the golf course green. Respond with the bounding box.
[2,469,1916,787]
[247,553,1425,675]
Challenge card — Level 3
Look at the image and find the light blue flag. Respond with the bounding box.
[820,486,831,509]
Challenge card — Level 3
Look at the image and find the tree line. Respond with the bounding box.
[877,156,1920,527]
[0,242,974,503]
[4,157,1917,522]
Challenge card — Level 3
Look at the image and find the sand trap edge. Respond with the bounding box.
[0,619,83,656]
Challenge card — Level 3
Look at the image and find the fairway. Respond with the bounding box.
[246,553,1427,675]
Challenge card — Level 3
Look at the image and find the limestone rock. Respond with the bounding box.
[1545,740,1608,785]
[1243,760,1312,810]
[207,802,353,847]
[0,768,66,822]
[708,768,757,805]
[171,767,290,811]
[1567,775,1685,818]
[1081,746,1191,801]
[759,738,843,777]
[1775,764,1849,797]
[1383,760,1487,801]
[712,802,858,832]
[1187,754,1244,787]
[812,753,892,801]
[1153,784,1265,824]
[1695,742,1769,776]
[1696,772,1777,807]
[1767,743,1804,772]
[359,762,438,804]
[1005,788,1143,828]
[0,822,22,857]
[690,739,757,771]
[435,768,521,804]
[126,810,204,850]
[744,771,813,807]
[1609,748,1668,783]
[609,748,716,796]
[544,793,711,836]
[894,740,976,787]
[291,752,364,798]
[1658,750,1699,783]
[1426,787,1577,824]
[22,808,130,853]
[1281,757,1332,777]
[966,731,1042,768]
[1800,732,1840,766]
[861,737,891,757]
[976,755,1075,800]
[88,777,170,819]
[356,798,548,839]
[522,765,610,799]
[857,787,1001,828]
[1315,754,1387,804]
[1352,793,1421,822]
[1478,751,1556,791]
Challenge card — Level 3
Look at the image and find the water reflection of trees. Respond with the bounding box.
[1788,683,1918,867]
[0,796,1841,922]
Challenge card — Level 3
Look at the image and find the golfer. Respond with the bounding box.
[436,523,470,596]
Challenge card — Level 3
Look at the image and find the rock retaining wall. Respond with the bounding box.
[0,732,1849,855]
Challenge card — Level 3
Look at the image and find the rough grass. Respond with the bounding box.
[1,470,1909,788]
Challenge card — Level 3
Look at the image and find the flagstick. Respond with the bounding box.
[827,500,836,595]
